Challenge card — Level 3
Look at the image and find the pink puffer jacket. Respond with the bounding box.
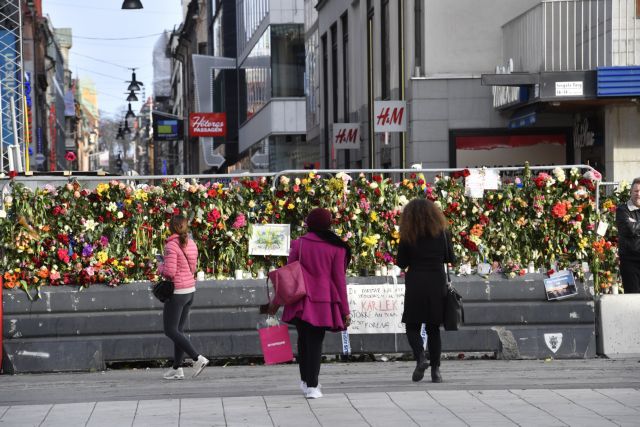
[157,234,198,290]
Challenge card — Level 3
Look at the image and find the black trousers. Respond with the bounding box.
[163,293,199,369]
[406,323,441,367]
[295,320,326,388]
[620,258,640,294]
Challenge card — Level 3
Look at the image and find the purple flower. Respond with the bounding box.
[82,244,94,257]
[100,236,109,247]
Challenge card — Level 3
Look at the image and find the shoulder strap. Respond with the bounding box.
[443,231,451,284]
[175,241,195,275]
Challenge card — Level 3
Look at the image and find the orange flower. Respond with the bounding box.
[37,267,50,279]
[470,224,484,237]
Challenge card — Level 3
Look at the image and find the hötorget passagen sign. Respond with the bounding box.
[189,112,227,137]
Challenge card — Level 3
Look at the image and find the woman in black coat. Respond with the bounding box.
[396,198,455,383]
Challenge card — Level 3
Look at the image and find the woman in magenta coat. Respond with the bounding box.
[282,208,352,399]
[157,214,208,380]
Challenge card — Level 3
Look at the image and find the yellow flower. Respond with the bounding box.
[287,203,295,210]
[370,212,378,222]
[96,251,108,263]
[278,200,286,207]
[362,234,380,246]
[96,183,109,195]
[134,189,148,201]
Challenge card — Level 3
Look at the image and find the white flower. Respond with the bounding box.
[552,167,566,182]
[434,200,443,210]
[117,211,124,219]
[411,163,422,170]
[107,202,117,212]
[280,176,290,185]
[165,206,175,214]
[84,219,97,232]
[369,182,379,189]
[398,195,409,207]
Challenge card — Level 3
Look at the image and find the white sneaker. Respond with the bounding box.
[192,355,209,378]
[305,387,323,399]
[299,381,308,394]
[163,367,184,380]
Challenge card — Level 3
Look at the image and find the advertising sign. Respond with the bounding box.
[332,123,360,150]
[374,101,407,132]
[153,118,182,141]
[189,112,227,137]
[0,30,18,147]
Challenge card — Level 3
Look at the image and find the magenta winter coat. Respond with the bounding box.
[157,234,198,291]
[282,232,350,331]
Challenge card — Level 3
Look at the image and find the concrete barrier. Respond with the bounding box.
[596,294,640,358]
[2,275,597,373]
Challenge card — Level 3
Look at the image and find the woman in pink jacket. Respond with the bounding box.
[157,215,208,380]
[282,208,352,399]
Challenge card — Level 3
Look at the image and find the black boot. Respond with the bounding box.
[411,353,429,382]
[431,366,442,383]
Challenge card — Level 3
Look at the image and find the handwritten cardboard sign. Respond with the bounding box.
[346,284,405,334]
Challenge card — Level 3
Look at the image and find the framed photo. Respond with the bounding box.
[248,224,291,256]
[543,270,578,301]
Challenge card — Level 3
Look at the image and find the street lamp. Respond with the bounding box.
[121,0,143,10]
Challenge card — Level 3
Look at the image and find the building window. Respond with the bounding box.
[331,24,338,125]
[636,0,640,18]
[341,12,349,122]
[305,30,320,128]
[415,0,423,76]
[322,34,330,166]
[381,0,390,99]
[271,25,305,97]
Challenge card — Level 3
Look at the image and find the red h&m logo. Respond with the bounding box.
[189,112,227,137]
[333,124,360,150]
[374,101,407,132]
[376,107,404,127]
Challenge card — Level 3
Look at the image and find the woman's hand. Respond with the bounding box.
[344,314,352,328]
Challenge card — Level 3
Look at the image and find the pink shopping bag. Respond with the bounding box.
[259,324,294,365]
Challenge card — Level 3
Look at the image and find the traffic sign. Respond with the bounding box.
[209,153,225,169]
[34,153,46,165]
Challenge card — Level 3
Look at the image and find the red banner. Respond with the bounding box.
[189,112,227,137]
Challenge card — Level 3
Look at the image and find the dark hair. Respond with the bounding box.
[632,177,640,188]
[399,198,448,246]
[169,215,189,247]
[311,229,352,270]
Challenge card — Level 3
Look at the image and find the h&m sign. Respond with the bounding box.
[374,101,407,132]
[333,123,360,150]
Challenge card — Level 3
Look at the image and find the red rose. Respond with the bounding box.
[64,151,77,162]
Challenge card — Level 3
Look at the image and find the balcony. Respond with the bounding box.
[503,0,640,72]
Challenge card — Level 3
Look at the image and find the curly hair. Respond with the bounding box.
[169,214,189,247]
[399,198,448,246]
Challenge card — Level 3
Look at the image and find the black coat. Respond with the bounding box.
[616,202,640,260]
[396,231,456,325]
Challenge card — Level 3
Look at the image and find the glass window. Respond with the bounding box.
[415,0,423,75]
[271,25,305,97]
[305,30,320,128]
[331,24,338,122]
[341,13,349,121]
[240,28,272,122]
[381,0,390,99]
[268,135,320,171]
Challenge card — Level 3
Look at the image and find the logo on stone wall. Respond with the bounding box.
[544,333,563,353]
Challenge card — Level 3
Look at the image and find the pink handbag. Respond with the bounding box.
[267,241,307,306]
[258,323,294,365]
[268,261,307,305]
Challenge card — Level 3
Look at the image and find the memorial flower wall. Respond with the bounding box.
[0,165,626,298]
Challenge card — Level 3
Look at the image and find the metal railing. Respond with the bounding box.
[503,0,640,72]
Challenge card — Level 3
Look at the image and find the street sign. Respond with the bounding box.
[34,153,45,165]
[209,153,225,169]
[250,152,269,168]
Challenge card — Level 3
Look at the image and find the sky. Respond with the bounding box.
[43,0,183,120]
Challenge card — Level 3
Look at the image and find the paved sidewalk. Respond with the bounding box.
[0,359,639,426]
